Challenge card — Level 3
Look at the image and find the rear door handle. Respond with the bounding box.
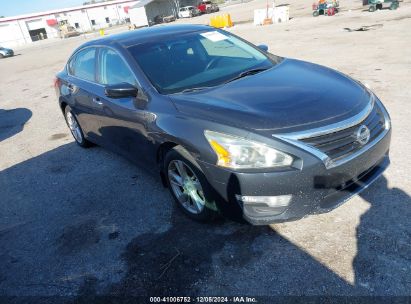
[92,97,103,105]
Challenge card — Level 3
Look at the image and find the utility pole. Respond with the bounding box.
[17,20,28,44]
[85,9,93,31]
[114,4,121,23]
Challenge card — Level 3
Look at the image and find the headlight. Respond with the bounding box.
[204,130,293,169]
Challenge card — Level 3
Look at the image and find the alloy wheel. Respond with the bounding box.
[66,111,83,143]
[167,160,206,214]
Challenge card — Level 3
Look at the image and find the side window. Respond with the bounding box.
[70,48,96,82]
[99,48,136,86]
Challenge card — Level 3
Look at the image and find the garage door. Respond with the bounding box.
[0,24,15,44]
[25,19,45,30]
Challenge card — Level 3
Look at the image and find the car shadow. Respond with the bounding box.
[0,143,409,299]
[0,108,32,142]
[0,54,21,58]
[355,176,411,294]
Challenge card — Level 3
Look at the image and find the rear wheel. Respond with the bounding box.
[369,5,376,11]
[165,146,218,222]
[313,10,319,16]
[64,106,92,148]
[0,54,4,59]
[390,2,399,9]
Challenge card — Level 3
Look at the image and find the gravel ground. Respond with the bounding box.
[0,0,410,300]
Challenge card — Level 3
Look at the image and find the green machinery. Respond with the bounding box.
[367,0,399,12]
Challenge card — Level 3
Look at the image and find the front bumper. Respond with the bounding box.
[199,128,391,225]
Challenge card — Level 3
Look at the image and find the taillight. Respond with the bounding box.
[54,77,61,88]
[54,77,61,97]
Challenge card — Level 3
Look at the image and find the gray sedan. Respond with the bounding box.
[0,46,14,58]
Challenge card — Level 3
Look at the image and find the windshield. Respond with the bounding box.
[128,30,276,94]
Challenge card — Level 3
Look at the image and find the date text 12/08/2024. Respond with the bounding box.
[149,296,258,303]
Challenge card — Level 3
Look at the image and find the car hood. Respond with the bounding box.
[169,59,370,134]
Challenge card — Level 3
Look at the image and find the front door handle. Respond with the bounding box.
[92,97,103,105]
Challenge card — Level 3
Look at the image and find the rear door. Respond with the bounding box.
[64,47,103,141]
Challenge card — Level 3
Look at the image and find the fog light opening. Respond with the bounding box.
[236,194,292,207]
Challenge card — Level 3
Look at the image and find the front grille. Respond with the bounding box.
[300,103,386,162]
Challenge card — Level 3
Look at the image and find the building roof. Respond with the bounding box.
[0,0,136,23]
[130,0,155,9]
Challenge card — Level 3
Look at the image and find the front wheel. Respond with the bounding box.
[390,2,399,9]
[165,146,218,222]
[0,54,4,59]
[64,106,92,148]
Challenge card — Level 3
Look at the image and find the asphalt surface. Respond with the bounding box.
[0,0,410,301]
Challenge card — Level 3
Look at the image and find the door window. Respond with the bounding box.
[99,48,136,86]
[69,48,96,82]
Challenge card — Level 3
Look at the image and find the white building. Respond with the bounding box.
[129,0,201,28]
[0,0,139,48]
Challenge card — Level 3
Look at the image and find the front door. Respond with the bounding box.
[93,47,151,166]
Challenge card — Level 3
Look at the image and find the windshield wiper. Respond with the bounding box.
[224,68,269,84]
[181,86,212,93]
[179,68,269,93]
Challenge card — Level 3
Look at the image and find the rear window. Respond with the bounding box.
[69,48,96,82]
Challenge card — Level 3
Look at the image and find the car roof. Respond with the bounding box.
[78,24,211,50]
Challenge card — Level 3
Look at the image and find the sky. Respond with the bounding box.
[0,0,85,17]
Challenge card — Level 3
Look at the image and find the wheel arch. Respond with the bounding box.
[157,141,179,187]
[156,140,203,187]
[60,101,68,114]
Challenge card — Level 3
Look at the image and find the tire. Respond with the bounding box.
[313,10,319,16]
[164,146,218,222]
[390,2,398,9]
[64,106,92,148]
[0,54,4,59]
[369,5,376,11]
[376,3,383,10]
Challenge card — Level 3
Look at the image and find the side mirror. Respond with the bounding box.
[257,44,269,52]
[105,83,138,99]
